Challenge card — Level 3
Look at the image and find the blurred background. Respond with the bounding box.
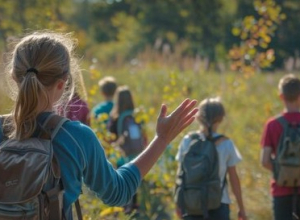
[0,0,299,219]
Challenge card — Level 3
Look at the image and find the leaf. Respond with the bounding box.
[232,27,241,36]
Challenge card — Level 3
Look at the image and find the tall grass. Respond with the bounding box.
[0,46,287,219]
[83,54,285,219]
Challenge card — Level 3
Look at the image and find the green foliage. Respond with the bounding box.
[79,0,232,66]
[88,12,142,64]
[1,0,300,69]
[0,0,70,40]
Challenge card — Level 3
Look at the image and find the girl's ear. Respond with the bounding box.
[57,79,65,90]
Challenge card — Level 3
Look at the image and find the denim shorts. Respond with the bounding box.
[183,203,230,220]
[273,195,300,220]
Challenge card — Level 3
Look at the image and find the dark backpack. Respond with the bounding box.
[273,116,300,187]
[0,113,82,220]
[174,133,226,218]
[117,110,144,157]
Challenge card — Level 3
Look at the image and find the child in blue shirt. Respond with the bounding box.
[92,76,117,121]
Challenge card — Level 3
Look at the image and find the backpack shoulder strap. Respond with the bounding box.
[42,114,83,220]
[39,114,72,220]
[214,134,228,196]
[212,135,228,146]
[41,113,69,139]
[212,134,224,142]
[275,115,289,129]
[41,114,69,177]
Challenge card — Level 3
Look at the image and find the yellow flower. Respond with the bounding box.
[98,113,109,122]
[100,207,123,217]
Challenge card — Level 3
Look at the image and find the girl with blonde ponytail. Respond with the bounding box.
[9,33,74,140]
[176,97,247,220]
[0,31,198,219]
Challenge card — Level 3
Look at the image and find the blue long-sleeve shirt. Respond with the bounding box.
[55,119,141,206]
[0,113,141,218]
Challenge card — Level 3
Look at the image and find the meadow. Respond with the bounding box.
[0,54,288,220]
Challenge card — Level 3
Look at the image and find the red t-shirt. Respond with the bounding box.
[261,112,300,196]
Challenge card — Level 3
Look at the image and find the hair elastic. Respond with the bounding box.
[26,68,38,75]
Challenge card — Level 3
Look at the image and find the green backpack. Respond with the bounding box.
[174,133,226,218]
[273,116,300,187]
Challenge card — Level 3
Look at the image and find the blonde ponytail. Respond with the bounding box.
[13,71,49,139]
[5,31,80,140]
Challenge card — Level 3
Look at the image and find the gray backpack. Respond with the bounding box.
[117,110,144,157]
[174,133,226,218]
[0,113,69,220]
[273,116,300,187]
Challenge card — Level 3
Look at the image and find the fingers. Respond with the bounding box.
[170,99,198,132]
[181,116,196,130]
[181,99,198,115]
[182,107,198,124]
[169,99,191,116]
[173,99,197,118]
[179,108,198,130]
[158,99,197,126]
[175,100,198,125]
[158,104,167,119]
[155,99,198,143]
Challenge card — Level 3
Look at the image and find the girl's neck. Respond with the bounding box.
[37,102,54,113]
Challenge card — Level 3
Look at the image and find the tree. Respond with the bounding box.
[86,0,230,68]
[0,0,70,50]
[229,0,285,74]
[271,0,300,69]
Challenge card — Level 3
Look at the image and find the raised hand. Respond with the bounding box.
[156,99,198,144]
[133,99,198,177]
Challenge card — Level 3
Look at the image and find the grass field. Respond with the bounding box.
[0,59,288,219]
[83,65,282,220]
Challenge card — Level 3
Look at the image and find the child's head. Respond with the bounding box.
[98,76,117,99]
[110,85,134,119]
[278,74,300,103]
[197,97,225,132]
[5,32,80,139]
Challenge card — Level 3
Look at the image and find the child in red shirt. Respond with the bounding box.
[261,74,300,220]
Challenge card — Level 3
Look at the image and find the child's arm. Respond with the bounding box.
[228,166,247,220]
[260,146,273,171]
